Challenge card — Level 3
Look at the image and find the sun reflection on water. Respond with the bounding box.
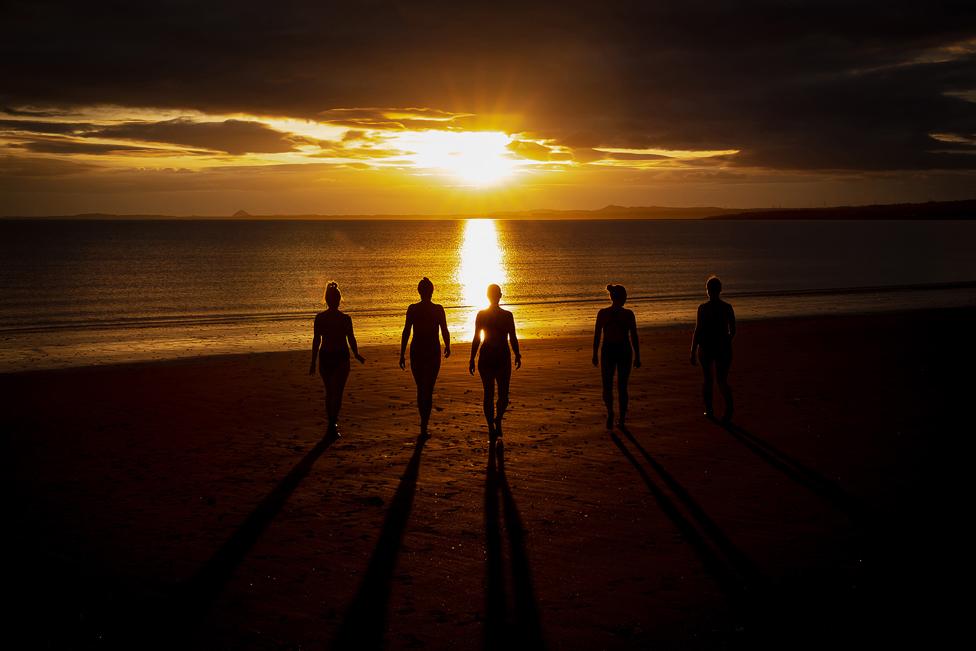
[457,219,506,336]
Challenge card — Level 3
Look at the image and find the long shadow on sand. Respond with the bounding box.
[717,422,867,520]
[332,434,427,650]
[35,430,341,649]
[709,422,903,649]
[618,426,764,588]
[182,430,339,616]
[609,430,747,601]
[611,426,903,648]
[484,441,545,650]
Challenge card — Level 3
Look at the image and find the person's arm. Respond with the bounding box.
[728,304,736,340]
[310,328,321,375]
[509,312,522,370]
[469,312,483,375]
[347,315,365,364]
[439,305,451,358]
[399,306,413,369]
[690,305,701,365]
[592,310,603,367]
[630,310,641,368]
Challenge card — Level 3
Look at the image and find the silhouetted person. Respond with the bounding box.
[690,275,735,421]
[399,277,451,438]
[593,284,641,429]
[309,281,365,436]
[470,283,521,441]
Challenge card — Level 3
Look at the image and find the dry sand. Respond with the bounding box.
[1,308,970,649]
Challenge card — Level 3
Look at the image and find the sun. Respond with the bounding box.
[392,130,520,186]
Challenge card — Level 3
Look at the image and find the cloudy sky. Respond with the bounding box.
[2,0,974,215]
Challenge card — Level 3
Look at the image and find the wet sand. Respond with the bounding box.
[1,307,970,649]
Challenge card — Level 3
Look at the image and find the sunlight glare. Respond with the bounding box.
[393,131,519,186]
[458,219,507,334]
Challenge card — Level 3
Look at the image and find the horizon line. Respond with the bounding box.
[3,198,975,221]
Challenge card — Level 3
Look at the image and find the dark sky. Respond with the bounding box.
[2,1,975,214]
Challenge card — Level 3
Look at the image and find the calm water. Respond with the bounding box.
[2,219,975,371]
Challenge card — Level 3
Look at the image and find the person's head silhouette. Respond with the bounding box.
[324,281,341,309]
[706,275,722,300]
[607,283,627,306]
[418,276,434,301]
[487,283,502,307]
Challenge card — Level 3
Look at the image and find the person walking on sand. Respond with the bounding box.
[399,277,451,438]
[469,283,521,442]
[593,284,641,429]
[690,275,735,422]
[309,281,365,437]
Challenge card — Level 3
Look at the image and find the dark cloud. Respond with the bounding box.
[89,118,299,154]
[1,1,975,171]
[10,140,177,155]
[1,116,300,155]
[320,108,463,122]
[571,148,609,164]
[593,151,671,162]
[1,106,74,117]
[506,139,556,161]
[316,108,472,131]
[307,144,409,159]
[0,119,93,135]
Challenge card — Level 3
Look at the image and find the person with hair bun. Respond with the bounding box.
[400,276,451,438]
[309,281,365,437]
[690,275,735,422]
[593,284,641,429]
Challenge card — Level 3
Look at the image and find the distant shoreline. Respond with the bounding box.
[2,198,974,221]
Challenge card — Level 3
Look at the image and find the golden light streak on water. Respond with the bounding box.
[457,218,506,337]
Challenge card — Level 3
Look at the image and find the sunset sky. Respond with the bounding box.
[2,1,975,216]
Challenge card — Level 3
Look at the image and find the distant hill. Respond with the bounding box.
[705,199,976,220]
[232,209,251,218]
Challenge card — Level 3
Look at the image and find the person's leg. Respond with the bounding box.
[416,382,428,426]
[411,361,428,433]
[617,349,632,425]
[495,358,512,432]
[424,356,441,434]
[331,357,351,430]
[600,350,616,428]
[325,374,340,426]
[716,352,733,421]
[416,356,440,436]
[701,353,715,417]
[479,359,496,433]
[319,355,337,429]
[419,378,432,433]
[320,371,333,428]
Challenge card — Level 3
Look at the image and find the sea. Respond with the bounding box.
[2,218,975,371]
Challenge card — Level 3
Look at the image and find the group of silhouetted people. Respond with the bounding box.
[309,276,736,440]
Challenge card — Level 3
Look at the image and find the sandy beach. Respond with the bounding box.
[1,307,969,649]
